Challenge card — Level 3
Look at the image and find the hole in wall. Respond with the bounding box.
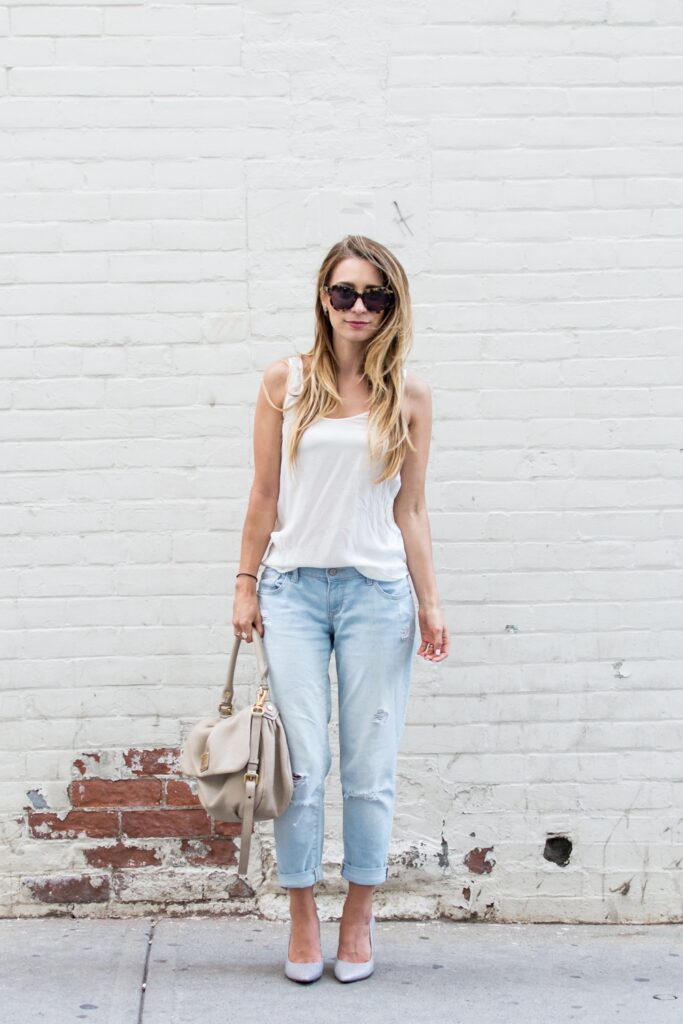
[543,835,572,866]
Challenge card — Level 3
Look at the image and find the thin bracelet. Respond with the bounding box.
[236,572,258,580]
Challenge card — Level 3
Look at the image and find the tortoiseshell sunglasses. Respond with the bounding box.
[323,283,395,313]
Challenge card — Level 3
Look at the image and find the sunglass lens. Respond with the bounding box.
[364,289,393,312]
[329,285,356,311]
[362,290,389,309]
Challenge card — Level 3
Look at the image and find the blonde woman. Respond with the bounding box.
[233,235,449,983]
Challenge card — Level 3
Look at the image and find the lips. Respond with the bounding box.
[346,321,369,325]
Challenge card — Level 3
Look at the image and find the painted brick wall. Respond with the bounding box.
[2,0,682,921]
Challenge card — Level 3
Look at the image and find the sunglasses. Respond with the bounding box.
[324,283,395,314]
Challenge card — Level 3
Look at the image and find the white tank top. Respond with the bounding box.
[261,355,409,580]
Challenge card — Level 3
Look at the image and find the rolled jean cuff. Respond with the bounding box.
[341,860,388,885]
[278,864,324,888]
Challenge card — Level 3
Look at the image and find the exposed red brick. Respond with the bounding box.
[27,809,118,840]
[165,780,200,807]
[122,808,211,838]
[73,752,101,776]
[228,877,255,898]
[83,842,162,869]
[123,747,180,776]
[213,819,244,837]
[179,837,237,866]
[464,846,495,874]
[25,874,110,904]
[25,748,260,900]
[69,778,162,808]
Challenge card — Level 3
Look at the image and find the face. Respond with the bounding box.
[320,257,391,344]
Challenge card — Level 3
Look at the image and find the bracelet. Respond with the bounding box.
[236,572,258,581]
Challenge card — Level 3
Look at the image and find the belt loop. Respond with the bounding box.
[292,567,299,582]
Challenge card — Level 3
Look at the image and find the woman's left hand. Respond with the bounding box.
[417,604,449,662]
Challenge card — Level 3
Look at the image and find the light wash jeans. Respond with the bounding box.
[257,565,418,888]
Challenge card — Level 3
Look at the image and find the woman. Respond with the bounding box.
[232,234,449,983]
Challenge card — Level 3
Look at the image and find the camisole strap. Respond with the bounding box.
[281,354,303,416]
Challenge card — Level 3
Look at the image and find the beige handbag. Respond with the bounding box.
[180,630,294,877]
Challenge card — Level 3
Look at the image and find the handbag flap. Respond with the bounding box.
[180,704,280,778]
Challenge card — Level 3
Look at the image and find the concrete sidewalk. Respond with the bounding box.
[0,916,680,1023]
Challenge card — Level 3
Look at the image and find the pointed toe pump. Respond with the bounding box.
[284,914,324,984]
[334,914,375,983]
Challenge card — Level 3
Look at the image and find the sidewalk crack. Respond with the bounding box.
[138,917,158,1024]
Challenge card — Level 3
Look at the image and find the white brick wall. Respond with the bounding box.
[1,0,682,921]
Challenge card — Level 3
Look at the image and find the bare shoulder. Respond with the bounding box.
[403,370,431,429]
[260,357,291,413]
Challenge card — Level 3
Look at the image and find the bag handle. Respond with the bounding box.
[217,630,270,717]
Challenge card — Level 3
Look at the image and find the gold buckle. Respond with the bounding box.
[218,701,232,717]
[244,770,259,784]
[251,685,268,715]
[200,751,209,772]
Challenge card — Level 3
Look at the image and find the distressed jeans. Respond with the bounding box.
[256,565,418,888]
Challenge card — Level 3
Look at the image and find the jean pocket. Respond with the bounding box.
[257,568,288,594]
[371,574,411,600]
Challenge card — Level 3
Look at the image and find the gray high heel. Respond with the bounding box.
[334,914,375,983]
[284,914,324,983]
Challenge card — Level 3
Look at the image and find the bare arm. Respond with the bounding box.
[394,376,449,662]
[232,359,289,641]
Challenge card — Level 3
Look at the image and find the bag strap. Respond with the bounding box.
[218,630,270,717]
[221,632,270,878]
[236,706,266,877]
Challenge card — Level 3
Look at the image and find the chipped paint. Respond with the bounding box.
[464,846,495,875]
[26,789,48,809]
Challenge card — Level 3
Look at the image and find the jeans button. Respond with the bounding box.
[329,568,337,575]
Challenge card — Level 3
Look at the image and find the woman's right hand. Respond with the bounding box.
[232,576,264,643]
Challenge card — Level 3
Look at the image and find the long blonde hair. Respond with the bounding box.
[264,234,415,485]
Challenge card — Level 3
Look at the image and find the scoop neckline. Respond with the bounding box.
[321,411,369,421]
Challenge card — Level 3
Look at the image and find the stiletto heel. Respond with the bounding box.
[284,913,324,983]
[334,914,375,983]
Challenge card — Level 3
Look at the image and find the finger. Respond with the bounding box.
[434,626,447,656]
[424,635,440,656]
[434,634,449,660]
[425,632,446,659]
